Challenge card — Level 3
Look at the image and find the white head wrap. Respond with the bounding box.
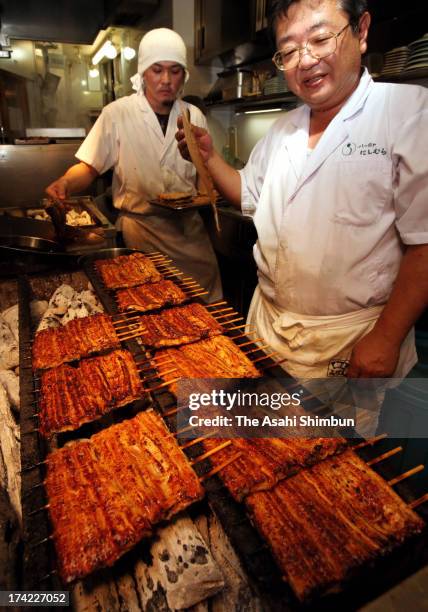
[130,28,189,94]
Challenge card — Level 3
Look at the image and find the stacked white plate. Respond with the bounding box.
[405,33,428,72]
[380,46,409,76]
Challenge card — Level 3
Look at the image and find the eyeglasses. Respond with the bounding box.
[272,23,351,71]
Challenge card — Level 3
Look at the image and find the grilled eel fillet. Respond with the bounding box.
[95,252,162,289]
[156,335,260,394]
[246,449,424,601]
[202,436,346,501]
[45,410,204,584]
[39,349,142,436]
[140,302,223,348]
[116,279,187,313]
[32,313,120,371]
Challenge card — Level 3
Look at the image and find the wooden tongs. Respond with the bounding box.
[179,101,221,233]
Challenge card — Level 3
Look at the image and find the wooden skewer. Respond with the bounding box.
[146,378,180,392]
[243,345,269,355]
[112,312,142,322]
[174,423,196,436]
[209,307,234,315]
[191,440,231,465]
[114,322,143,333]
[136,363,157,373]
[143,368,177,382]
[388,465,424,487]
[38,570,58,583]
[180,432,218,450]
[260,357,288,370]
[117,330,146,342]
[147,254,169,260]
[29,504,50,517]
[165,270,184,277]
[221,317,245,325]
[409,493,428,510]
[226,324,255,332]
[236,338,263,348]
[20,460,47,473]
[188,291,209,298]
[207,301,227,308]
[29,535,53,549]
[163,405,185,417]
[231,330,258,340]
[22,482,44,498]
[199,452,242,482]
[366,446,402,466]
[180,280,200,287]
[252,351,279,363]
[216,314,242,322]
[354,433,388,449]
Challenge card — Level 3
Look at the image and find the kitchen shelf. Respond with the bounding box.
[205,91,298,111]
[374,68,428,83]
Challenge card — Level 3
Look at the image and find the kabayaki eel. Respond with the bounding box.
[45,410,204,583]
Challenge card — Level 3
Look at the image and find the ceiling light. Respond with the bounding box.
[123,46,136,61]
[105,42,117,59]
[81,79,87,86]
[238,107,283,115]
[89,68,99,78]
[92,40,117,65]
[0,49,12,59]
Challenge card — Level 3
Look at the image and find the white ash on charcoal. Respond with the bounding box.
[0,370,19,412]
[0,383,20,522]
[0,316,19,371]
[35,283,103,332]
[1,305,18,343]
[72,515,225,612]
[0,486,20,591]
[193,514,262,612]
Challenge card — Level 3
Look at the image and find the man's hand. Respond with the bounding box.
[176,116,213,163]
[45,176,69,201]
[347,328,400,378]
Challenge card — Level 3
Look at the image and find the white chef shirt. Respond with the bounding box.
[240,69,428,316]
[76,93,206,214]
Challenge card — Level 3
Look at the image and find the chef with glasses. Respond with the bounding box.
[177,0,428,381]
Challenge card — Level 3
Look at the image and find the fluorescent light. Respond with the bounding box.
[123,46,136,61]
[92,40,117,65]
[240,107,283,115]
[105,42,117,59]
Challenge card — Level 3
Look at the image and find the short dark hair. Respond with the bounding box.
[268,0,368,43]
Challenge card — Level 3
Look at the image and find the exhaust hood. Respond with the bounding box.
[0,0,161,44]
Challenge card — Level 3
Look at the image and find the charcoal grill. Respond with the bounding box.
[18,250,428,610]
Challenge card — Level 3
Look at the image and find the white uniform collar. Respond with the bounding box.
[135,91,181,117]
[290,67,373,128]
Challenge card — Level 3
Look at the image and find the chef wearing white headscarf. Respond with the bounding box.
[46,28,222,301]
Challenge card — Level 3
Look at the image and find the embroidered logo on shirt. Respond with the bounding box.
[342,142,387,157]
[342,142,356,156]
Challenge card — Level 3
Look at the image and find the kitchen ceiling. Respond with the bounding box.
[0,0,161,44]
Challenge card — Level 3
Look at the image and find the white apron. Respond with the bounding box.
[247,285,417,379]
